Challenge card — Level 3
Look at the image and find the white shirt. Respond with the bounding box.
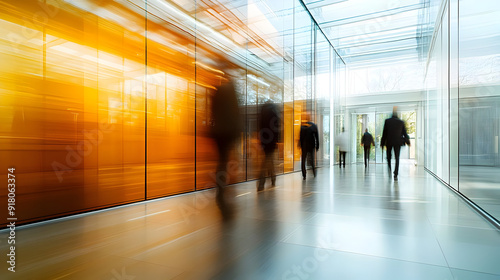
[336,132,348,152]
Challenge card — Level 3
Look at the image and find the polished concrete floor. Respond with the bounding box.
[1,163,500,280]
[460,165,500,220]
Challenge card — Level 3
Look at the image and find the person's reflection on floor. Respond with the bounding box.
[390,179,401,211]
[210,61,242,221]
[212,187,280,278]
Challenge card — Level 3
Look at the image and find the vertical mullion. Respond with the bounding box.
[144,1,148,200]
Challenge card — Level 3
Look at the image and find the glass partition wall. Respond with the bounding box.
[424,0,500,222]
[0,0,346,226]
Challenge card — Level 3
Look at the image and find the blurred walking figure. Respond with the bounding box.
[299,115,319,180]
[257,101,280,191]
[361,128,375,168]
[335,127,348,168]
[210,62,241,219]
[381,107,410,181]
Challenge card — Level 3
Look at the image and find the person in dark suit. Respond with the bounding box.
[380,107,410,181]
[257,102,280,191]
[299,115,319,180]
[211,64,242,219]
[361,128,375,168]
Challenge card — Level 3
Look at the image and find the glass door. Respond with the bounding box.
[354,113,376,164]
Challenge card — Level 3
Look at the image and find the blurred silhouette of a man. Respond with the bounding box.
[381,107,410,181]
[211,62,241,219]
[361,128,375,168]
[299,114,319,180]
[257,101,280,191]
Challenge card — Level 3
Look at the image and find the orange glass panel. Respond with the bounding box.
[0,0,146,226]
[284,101,294,172]
[145,19,196,197]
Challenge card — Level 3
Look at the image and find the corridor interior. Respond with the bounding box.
[0,0,499,279]
[1,163,499,280]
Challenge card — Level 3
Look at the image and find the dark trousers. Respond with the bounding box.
[339,151,346,167]
[386,145,401,176]
[364,146,371,167]
[301,149,316,178]
[215,139,234,219]
[258,150,276,189]
[215,139,233,200]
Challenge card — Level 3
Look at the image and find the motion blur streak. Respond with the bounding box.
[0,0,341,226]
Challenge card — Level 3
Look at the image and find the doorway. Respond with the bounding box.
[353,110,416,164]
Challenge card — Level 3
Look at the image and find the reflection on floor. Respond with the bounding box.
[459,165,500,220]
[1,164,500,279]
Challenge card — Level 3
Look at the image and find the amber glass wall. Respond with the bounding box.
[145,1,196,197]
[0,0,148,226]
[0,0,345,227]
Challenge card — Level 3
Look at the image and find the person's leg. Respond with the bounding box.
[301,150,307,179]
[257,153,267,190]
[310,150,316,177]
[269,151,276,185]
[394,145,401,177]
[386,146,392,173]
[364,147,368,167]
[367,147,371,167]
[216,142,229,188]
[215,140,230,217]
[341,151,346,167]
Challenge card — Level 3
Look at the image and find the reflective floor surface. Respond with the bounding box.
[1,163,500,279]
[460,166,500,220]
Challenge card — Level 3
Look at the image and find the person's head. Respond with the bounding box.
[365,128,368,133]
[392,106,398,118]
[218,59,241,80]
[302,112,310,123]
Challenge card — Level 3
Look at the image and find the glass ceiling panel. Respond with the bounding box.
[344,38,418,57]
[303,0,438,66]
[326,9,421,41]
